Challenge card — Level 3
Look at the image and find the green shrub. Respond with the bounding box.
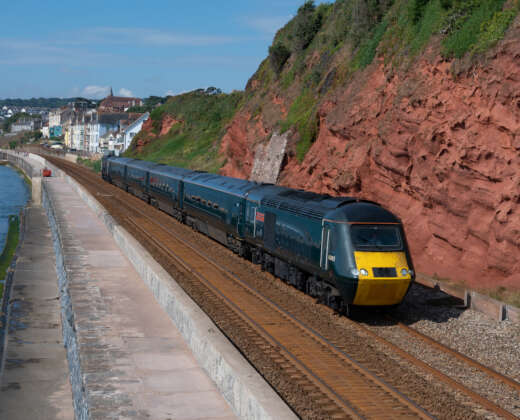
[411,0,431,23]
[472,6,518,53]
[281,69,296,90]
[442,0,508,58]
[280,90,319,162]
[351,20,389,70]
[125,89,243,172]
[269,42,291,74]
[293,1,323,51]
[409,0,444,56]
[0,215,20,294]
[77,158,101,173]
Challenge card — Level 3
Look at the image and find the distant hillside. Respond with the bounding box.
[124,88,242,173]
[0,97,96,108]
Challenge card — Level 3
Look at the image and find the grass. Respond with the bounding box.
[442,0,514,58]
[77,158,101,174]
[279,90,318,162]
[10,165,32,188]
[0,215,20,298]
[485,286,520,308]
[125,88,243,173]
[351,20,389,71]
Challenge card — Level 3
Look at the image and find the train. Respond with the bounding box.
[102,155,415,315]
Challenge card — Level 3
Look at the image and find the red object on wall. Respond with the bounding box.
[42,169,52,177]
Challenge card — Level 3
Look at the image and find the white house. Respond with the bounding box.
[48,108,62,128]
[122,112,149,152]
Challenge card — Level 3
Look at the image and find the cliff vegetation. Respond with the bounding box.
[125,88,242,172]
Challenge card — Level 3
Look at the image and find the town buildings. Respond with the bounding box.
[5,91,148,153]
[122,112,149,152]
[11,117,42,133]
[98,89,143,113]
[58,94,148,154]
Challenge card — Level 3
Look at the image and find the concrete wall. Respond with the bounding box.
[50,160,297,420]
[42,186,89,420]
[0,150,43,205]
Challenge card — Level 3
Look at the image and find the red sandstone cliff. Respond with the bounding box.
[132,115,180,154]
[220,19,520,290]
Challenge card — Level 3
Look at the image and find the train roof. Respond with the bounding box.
[125,159,162,171]
[252,186,400,223]
[326,201,401,224]
[183,172,258,197]
[107,157,135,165]
[256,187,356,220]
[149,164,195,178]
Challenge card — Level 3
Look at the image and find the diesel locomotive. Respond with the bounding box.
[102,155,415,315]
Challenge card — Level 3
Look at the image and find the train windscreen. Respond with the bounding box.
[350,225,402,251]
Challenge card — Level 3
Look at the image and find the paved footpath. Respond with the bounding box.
[0,205,74,419]
[1,177,237,419]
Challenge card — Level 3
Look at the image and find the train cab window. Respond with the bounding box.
[350,225,402,251]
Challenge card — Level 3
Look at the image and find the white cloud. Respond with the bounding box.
[165,90,175,96]
[242,16,291,35]
[0,38,118,66]
[118,88,133,97]
[80,27,240,46]
[82,85,111,99]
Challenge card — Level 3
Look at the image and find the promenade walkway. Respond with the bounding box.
[0,205,74,419]
[0,175,236,419]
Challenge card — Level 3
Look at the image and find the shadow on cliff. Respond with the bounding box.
[353,283,466,326]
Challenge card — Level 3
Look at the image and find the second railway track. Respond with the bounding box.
[45,155,519,420]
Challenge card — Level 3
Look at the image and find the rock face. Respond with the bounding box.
[220,22,520,290]
[132,115,180,154]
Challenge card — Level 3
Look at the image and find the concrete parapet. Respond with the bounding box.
[45,160,297,419]
[31,177,42,205]
[506,305,520,322]
[41,182,89,420]
[467,292,507,321]
[415,275,516,322]
[0,150,44,205]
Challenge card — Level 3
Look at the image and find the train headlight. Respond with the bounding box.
[360,269,369,277]
[401,268,409,276]
[351,268,360,277]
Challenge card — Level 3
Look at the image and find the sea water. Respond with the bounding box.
[0,165,29,253]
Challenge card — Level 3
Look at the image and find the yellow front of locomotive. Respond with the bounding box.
[325,203,415,307]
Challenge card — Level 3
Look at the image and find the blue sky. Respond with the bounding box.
[0,0,316,99]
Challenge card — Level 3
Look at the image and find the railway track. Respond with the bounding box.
[345,318,519,420]
[45,155,519,419]
[389,317,520,393]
